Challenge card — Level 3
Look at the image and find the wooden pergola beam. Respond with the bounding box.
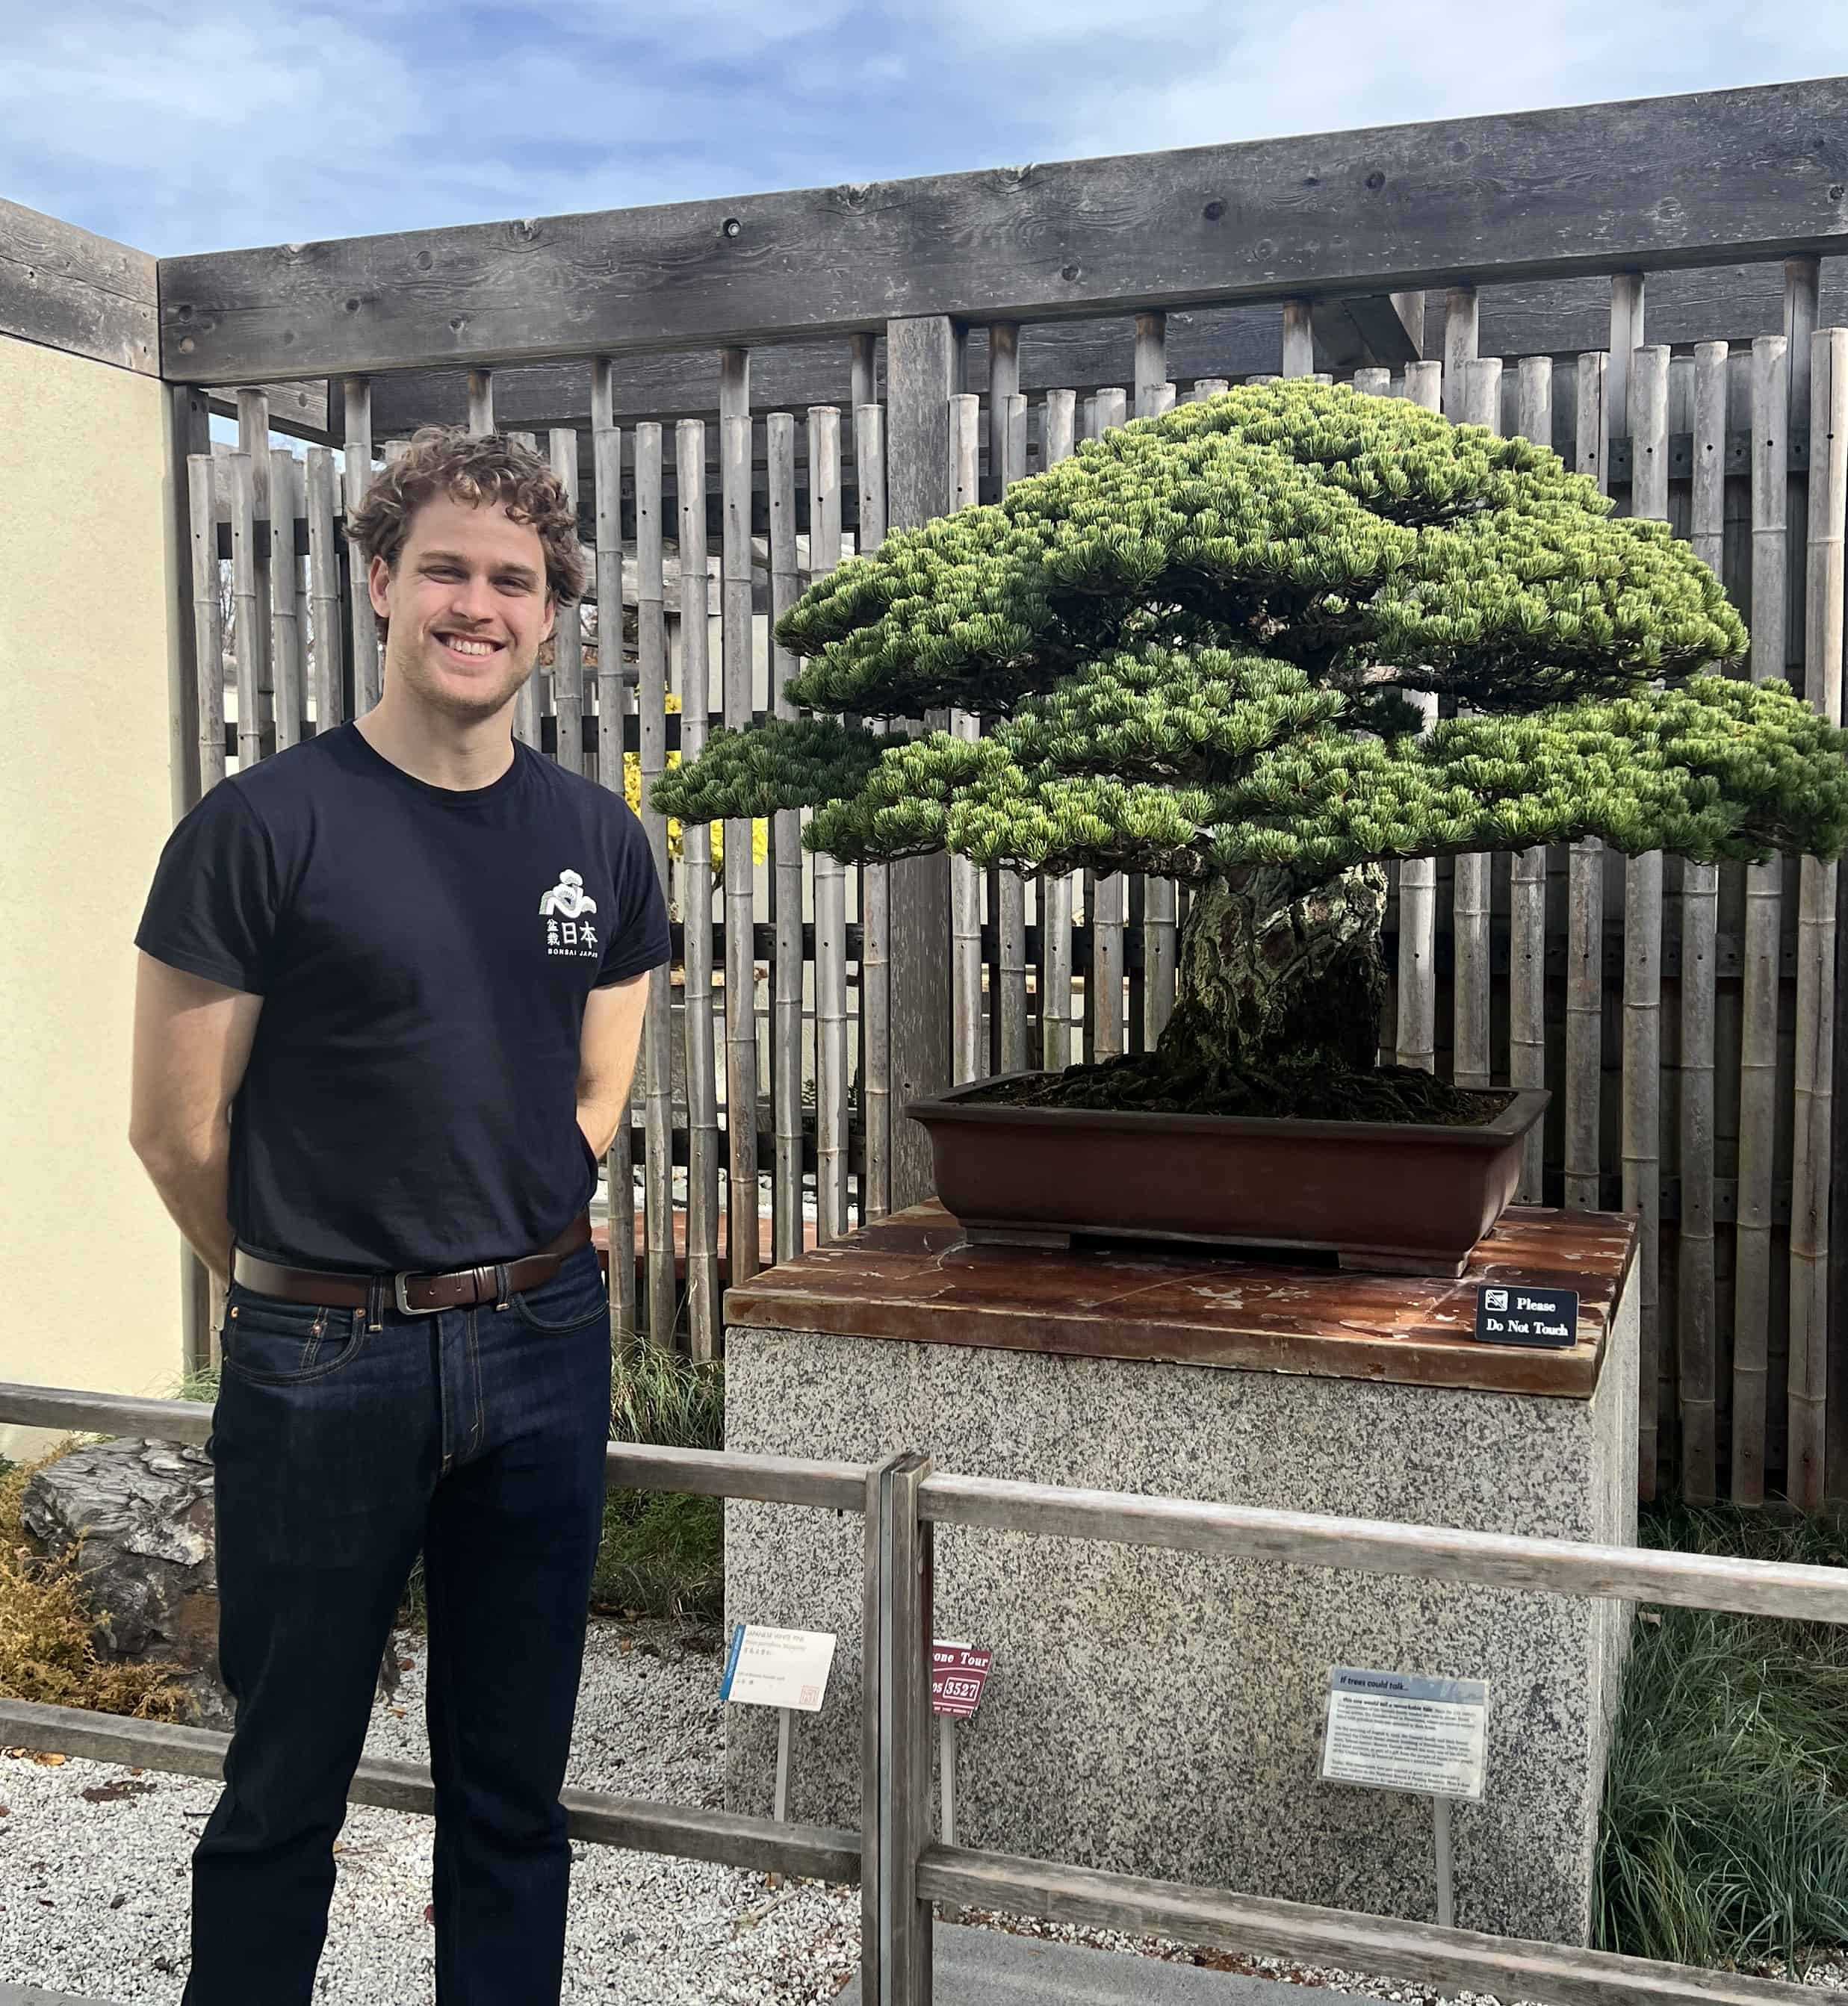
[204,378,332,441]
[0,197,156,373]
[159,78,1848,385]
[362,262,1848,439]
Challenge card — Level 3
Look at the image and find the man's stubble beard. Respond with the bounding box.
[384,631,538,725]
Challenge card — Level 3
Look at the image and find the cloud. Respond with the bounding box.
[2,0,1839,258]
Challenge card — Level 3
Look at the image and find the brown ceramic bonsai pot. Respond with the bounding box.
[908,1077,1550,1277]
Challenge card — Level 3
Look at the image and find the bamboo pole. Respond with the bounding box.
[1789,326,1848,1510]
[500,426,541,745]
[305,448,342,736]
[226,451,261,773]
[235,391,276,757]
[633,424,677,1345]
[850,332,878,414]
[1625,343,1671,1503]
[1563,352,1610,1211]
[1135,311,1180,1052]
[1441,288,1478,423]
[267,449,303,751]
[1089,387,1129,1060]
[1040,388,1078,1072]
[676,420,721,1358]
[547,429,586,777]
[1280,300,1314,378]
[1734,332,1790,1504]
[719,351,760,1285]
[1352,365,1395,1063]
[810,406,850,1241]
[1678,340,1728,1505]
[341,377,380,714]
[1453,358,1499,1093]
[1510,356,1553,1197]
[590,364,638,1337]
[995,387,1033,1074]
[767,414,806,1262]
[187,455,225,793]
[949,391,985,1083]
[857,400,893,1220]
[1607,274,1646,444]
[987,328,1023,1081]
[1395,360,1442,1072]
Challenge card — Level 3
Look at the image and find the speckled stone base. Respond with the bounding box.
[723,1260,1637,1947]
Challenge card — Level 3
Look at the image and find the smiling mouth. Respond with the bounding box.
[433,632,506,662]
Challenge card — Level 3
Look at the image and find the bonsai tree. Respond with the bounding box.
[655,380,1848,1122]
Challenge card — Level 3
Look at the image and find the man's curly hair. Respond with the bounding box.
[349,426,588,638]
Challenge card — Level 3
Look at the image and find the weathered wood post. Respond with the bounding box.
[882,318,958,1207]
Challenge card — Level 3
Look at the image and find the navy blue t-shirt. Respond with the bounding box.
[134,723,669,1273]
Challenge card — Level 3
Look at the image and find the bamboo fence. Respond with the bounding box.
[183,240,1848,1511]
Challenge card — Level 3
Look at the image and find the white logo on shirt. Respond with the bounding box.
[541,869,600,960]
[539,869,598,920]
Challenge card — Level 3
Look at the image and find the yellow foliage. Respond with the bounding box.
[0,1453,192,1721]
[624,693,769,872]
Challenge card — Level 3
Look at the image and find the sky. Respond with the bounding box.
[4,1,1847,259]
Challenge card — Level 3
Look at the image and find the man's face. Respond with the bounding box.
[368,491,556,721]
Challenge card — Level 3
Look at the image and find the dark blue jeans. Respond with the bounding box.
[185,1241,613,2006]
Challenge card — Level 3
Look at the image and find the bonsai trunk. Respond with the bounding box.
[1159,865,1388,1078]
[986,859,1492,1122]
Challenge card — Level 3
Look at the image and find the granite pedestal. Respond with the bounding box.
[723,1203,1637,1946]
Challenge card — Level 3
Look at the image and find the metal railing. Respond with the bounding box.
[4,1379,1845,2005]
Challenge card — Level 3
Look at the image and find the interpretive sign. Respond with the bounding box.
[1320,1668,1489,1801]
[720,1624,837,1712]
[931,1642,992,1718]
[1474,1284,1579,1349]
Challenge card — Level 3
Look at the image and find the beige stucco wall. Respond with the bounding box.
[0,332,187,1456]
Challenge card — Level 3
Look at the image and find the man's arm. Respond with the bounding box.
[128,951,264,1286]
[576,973,651,1161]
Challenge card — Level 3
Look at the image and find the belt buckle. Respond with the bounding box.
[393,1271,442,1317]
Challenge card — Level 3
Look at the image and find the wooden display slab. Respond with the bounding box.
[724,1202,1640,1400]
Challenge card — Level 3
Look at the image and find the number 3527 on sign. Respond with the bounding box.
[931,1642,992,1719]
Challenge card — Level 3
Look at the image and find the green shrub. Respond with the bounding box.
[594,1336,725,1623]
[1597,1501,1848,1971]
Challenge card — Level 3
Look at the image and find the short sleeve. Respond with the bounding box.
[134,779,279,995]
[595,808,671,988]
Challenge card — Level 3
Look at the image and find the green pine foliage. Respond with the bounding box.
[656,381,1848,886]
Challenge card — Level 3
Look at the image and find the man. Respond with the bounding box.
[128,426,669,2005]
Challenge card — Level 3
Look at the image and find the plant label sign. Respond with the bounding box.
[1321,1668,1489,1801]
[931,1642,992,1719]
[721,1625,837,1712]
[1474,1284,1578,1348]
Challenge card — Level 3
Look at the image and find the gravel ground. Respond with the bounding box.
[0,1621,861,2004]
[3,1627,1843,2003]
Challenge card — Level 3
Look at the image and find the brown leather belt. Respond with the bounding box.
[232,1214,593,1317]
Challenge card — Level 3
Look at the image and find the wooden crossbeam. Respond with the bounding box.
[160,79,1848,383]
[0,198,156,374]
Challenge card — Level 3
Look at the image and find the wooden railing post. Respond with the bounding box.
[883,317,958,1206]
[872,1450,934,2006]
[862,1449,933,2005]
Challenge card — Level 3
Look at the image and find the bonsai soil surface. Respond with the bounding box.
[970,1052,1515,1127]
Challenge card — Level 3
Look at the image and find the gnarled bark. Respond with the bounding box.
[982,860,1494,1122]
[1160,866,1389,1075]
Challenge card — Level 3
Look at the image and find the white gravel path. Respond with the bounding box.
[3,1625,1842,2004]
[0,1621,860,2004]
